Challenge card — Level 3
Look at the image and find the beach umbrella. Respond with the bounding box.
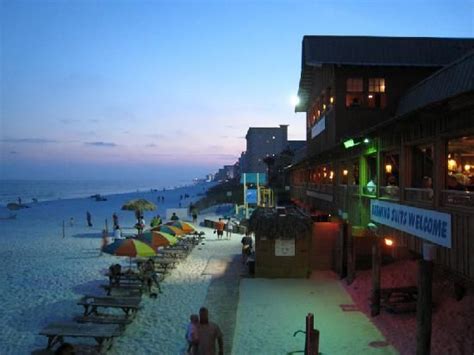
[121,199,157,212]
[166,221,196,233]
[151,225,185,236]
[136,231,178,249]
[102,239,156,267]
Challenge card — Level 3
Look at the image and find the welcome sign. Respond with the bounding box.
[370,200,451,248]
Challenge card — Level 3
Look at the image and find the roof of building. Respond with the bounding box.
[302,35,474,67]
[287,140,306,152]
[296,36,474,112]
[396,50,474,116]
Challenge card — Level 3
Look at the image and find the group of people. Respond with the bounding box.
[186,307,223,355]
[214,218,234,240]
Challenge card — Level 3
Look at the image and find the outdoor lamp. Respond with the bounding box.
[465,164,471,172]
[384,238,394,247]
[385,164,392,174]
[291,95,300,106]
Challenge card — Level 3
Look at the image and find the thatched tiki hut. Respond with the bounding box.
[248,207,312,278]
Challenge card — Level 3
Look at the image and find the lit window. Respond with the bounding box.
[368,78,387,109]
[346,78,364,108]
[368,78,385,92]
[446,136,474,190]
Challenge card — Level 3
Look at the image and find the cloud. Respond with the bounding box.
[60,119,80,124]
[148,133,165,139]
[146,143,157,147]
[84,141,117,147]
[0,138,58,143]
[10,151,18,154]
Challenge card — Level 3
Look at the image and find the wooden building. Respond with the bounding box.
[291,36,474,283]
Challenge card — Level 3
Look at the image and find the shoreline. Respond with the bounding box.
[0,181,214,209]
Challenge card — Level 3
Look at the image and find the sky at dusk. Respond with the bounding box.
[1,0,473,181]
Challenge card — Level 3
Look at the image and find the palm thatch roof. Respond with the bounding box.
[248,207,312,240]
[121,199,156,212]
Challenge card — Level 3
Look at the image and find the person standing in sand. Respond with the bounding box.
[197,307,223,355]
[86,211,92,227]
[112,212,119,229]
[186,314,199,354]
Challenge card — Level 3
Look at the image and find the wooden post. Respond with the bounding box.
[416,257,433,354]
[346,222,355,285]
[371,237,381,316]
[62,220,65,239]
[305,313,319,355]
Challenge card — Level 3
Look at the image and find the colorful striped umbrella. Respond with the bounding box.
[166,221,196,233]
[151,225,185,236]
[137,231,178,248]
[102,238,156,257]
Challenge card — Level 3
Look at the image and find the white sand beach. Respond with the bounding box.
[1,182,396,355]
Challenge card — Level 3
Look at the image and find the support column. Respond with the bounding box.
[371,237,381,316]
[416,243,435,355]
[346,222,355,285]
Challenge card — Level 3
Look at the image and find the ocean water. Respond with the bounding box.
[0,179,192,206]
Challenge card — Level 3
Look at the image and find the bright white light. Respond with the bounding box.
[290,95,300,106]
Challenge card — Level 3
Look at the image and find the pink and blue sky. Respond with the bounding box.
[1,0,472,181]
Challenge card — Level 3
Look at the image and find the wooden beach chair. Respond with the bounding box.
[39,321,122,353]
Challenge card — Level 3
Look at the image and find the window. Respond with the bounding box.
[363,155,377,195]
[446,136,474,191]
[368,78,387,108]
[442,136,474,207]
[406,143,434,203]
[381,152,400,199]
[346,78,364,108]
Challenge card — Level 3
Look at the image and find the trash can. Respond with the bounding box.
[247,259,255,275]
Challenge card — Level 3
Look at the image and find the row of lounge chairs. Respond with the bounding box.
[37,233,205,354]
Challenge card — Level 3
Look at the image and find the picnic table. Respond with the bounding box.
[152,257,179,271]
[39,321,122,353]
[78,295,141,318]
[380,286,418,314]
[157,249,188,259]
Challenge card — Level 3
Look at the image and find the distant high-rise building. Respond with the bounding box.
[244,125,289,173]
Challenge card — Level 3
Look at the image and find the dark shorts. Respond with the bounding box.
[217,230,223,236]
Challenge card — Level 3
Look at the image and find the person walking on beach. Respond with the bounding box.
[197,307,223,355]
[225,219,232,239]
[192,211,198,225]
[215,218,225,240]
[86,211,92,227]
[186,314,199,354]
[171,212,180,221]
[69,217,74,227]
[18,197,22,206]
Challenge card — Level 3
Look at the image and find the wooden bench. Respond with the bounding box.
[381,286,418,314]
[100,283,144,296]
[39,322,122,353]
[77,295,141,318]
